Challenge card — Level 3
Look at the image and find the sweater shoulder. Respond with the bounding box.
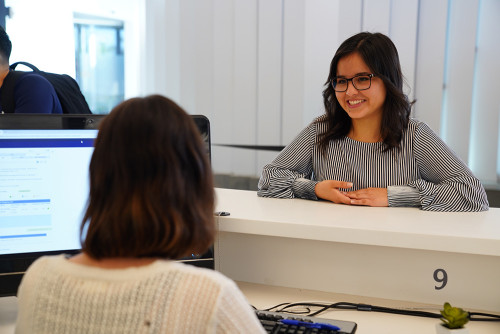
[165,261,237,288]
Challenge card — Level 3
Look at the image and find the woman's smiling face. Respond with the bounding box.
[334,52,386,123]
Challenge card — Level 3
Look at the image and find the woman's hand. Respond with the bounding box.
[344,187,388,207]
[315,180,353,204]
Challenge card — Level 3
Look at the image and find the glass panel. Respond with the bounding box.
[74,21,124,114]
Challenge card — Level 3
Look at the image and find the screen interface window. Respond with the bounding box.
[0,129,96,256]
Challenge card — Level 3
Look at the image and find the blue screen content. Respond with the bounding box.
[0,129,97,256]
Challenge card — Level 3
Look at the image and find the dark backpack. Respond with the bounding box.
[1,62,92,114]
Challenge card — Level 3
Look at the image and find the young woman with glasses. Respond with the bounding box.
[258,32,488,212]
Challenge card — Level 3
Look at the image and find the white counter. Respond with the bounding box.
[1,189,499,332]
[214,188,500,312]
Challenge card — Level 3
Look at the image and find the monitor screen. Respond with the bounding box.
[0,114,213,297]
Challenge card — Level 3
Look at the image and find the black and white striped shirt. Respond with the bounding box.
[257,117,489,212]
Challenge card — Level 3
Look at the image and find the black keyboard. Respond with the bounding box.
[256,310,357,334]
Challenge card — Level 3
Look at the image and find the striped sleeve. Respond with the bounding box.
[387,185,421,207]
[257,121,319,200]
[408,122,489,212]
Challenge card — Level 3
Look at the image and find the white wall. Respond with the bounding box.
[5,0,500,186]
[468,0,500,187]
[6,0,76,75]
[147,0,499,186]
[5,0,144,100]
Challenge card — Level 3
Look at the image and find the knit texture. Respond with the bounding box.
[15,255,265,334]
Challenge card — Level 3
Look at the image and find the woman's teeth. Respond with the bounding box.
[348,99,363,105]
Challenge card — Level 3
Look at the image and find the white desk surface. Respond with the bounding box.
[237,281,500,334]
[3,284,499,334]
[0,297,16,334]
[215,188,500,256]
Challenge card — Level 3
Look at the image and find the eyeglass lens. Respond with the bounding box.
[332,75,372,92]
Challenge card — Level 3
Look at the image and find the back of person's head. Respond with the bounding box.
[0,26,11,65]
[81,95,215,260]
[321,32,411,151]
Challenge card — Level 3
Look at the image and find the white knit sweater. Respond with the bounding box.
[15,255,265,334]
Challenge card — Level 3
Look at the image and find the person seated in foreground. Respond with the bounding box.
[15,95,266,333]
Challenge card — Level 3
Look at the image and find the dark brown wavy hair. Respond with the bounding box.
[80,95,215,260]
[319,32,413,153]
[0,26,12,65]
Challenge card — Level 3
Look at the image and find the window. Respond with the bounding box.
[74,15,124,114]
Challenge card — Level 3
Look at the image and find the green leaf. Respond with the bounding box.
[440,302,469,329]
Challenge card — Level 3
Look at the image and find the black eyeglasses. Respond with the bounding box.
[331,74,375,92]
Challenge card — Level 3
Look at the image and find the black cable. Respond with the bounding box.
[260,301,500,322]
[262,303,292,312]
[276,302,358,316]
[469,312,500,321]
[351,304,441,319]
[302,302,359,315]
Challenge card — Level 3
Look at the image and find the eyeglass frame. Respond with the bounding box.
[330,73,375,92]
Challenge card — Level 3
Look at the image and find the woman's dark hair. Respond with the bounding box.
[319,32,413,152]
[0,26,12,65]
[81,95,215,260]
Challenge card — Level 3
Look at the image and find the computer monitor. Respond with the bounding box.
[0,114,213,297]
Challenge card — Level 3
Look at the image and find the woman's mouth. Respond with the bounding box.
[348,99,364,106]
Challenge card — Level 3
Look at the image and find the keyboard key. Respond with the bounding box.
[255,310,357,334]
